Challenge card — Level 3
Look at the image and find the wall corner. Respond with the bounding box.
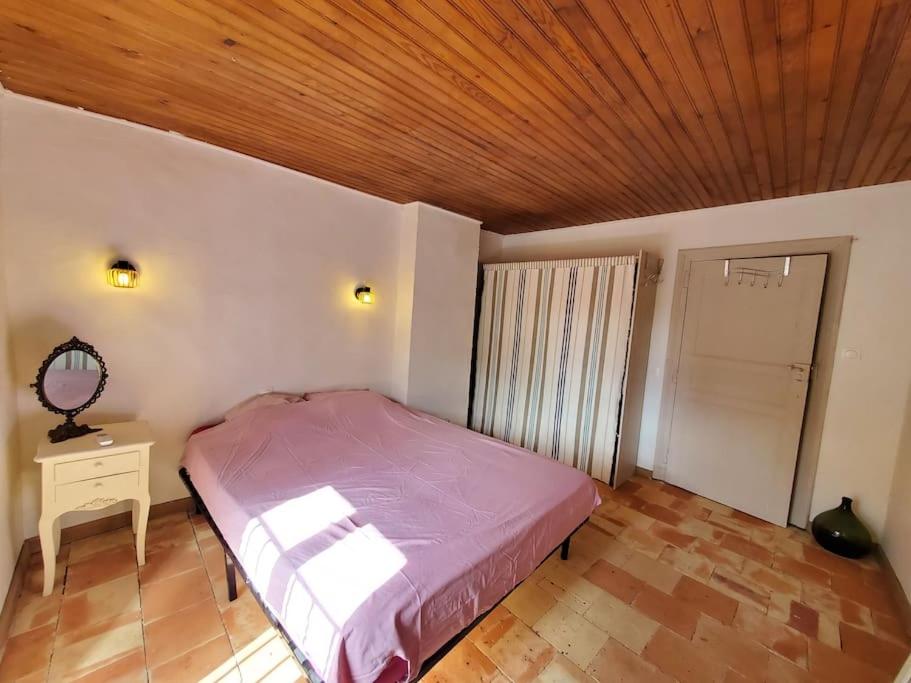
[392,202,480,424]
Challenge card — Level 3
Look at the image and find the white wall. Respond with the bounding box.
[0,94,471,539]
[883,386,911,600]
[493,183,911,537]
[478,229,503,263]
[0,101,22,606]
[0,253,19,609]
[393,203,480,424]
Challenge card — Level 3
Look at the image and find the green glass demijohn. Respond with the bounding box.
[811,497,873,559]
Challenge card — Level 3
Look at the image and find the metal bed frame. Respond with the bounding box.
[179,467,582,682]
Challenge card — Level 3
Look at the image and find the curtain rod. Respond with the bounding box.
[482,255,638,271]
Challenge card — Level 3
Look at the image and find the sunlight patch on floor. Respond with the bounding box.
[197,653,244,683]
[233,627,307,682]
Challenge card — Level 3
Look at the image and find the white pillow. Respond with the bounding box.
[303,388,370,402]
[225,392,303,421]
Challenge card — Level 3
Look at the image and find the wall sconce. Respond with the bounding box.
[354,285,374,304]
[107,260,139,288]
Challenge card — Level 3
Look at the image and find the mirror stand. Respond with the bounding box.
[48,416,102,444]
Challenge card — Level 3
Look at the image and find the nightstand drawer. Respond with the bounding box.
[55,471,139,511]
[54,451,139,484]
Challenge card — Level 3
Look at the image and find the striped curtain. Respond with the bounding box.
[471,256,637,480]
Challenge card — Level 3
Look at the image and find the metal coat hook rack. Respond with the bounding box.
[642,258,664,287]
[724,256,791,288]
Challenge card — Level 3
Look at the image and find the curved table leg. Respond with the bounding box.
[133,496,150,566]
[38,514,57,596]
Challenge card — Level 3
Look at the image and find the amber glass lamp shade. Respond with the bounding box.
[355,286,374,304]
[107,260,139,288]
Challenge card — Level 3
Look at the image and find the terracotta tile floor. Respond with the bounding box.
[2,475,909,682]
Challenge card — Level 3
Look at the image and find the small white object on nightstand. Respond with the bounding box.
[35,421,154,596]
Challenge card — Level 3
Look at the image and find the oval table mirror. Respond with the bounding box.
[32,337,108,443]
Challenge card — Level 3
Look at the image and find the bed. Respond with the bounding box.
[180,390,600,683]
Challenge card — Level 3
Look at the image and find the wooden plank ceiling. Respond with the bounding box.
[2,1,911,233]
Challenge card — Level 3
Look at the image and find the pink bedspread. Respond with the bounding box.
[180,391,599,683]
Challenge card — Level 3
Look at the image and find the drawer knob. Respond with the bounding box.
[94,461,103,467]
[93,482,103,488]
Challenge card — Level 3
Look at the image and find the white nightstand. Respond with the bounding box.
[35,420,154,596]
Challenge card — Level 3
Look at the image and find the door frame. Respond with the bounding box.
[653,237,853,527]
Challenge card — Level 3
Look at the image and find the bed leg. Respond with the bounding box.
[560,537,571,561]
[225,552,238,602]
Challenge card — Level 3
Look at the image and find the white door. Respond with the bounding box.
[666,255,827,525]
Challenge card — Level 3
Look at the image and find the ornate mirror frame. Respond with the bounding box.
[31,336,109,443]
